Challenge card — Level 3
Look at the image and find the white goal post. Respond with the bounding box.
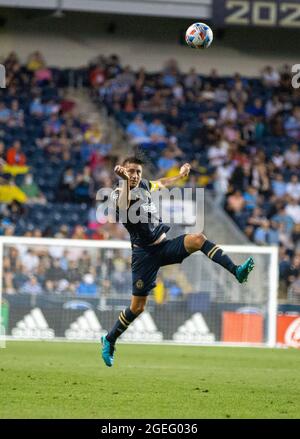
[0,237,278,347]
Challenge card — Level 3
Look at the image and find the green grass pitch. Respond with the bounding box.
[0,341,299,419]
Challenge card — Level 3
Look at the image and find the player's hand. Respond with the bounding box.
[114,165,130,181]
[180,163,191,177]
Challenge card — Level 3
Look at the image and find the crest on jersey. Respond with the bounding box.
[136,279,144,289]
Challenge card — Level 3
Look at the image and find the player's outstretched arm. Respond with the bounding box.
[114,165,130,209]
[151,163,191,189]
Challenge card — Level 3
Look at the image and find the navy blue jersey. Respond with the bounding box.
[111,178,170,247]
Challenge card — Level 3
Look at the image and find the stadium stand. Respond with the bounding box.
[1,51,300,302]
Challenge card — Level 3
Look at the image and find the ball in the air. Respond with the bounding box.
[185,22,213,49]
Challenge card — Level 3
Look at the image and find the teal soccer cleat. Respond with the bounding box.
[101,335,115,367]
[235,257,255,284]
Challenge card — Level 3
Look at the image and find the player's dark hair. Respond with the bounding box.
[122,156,144,167]
[122,147,148,167]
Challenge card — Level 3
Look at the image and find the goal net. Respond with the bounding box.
[0,237,278,347]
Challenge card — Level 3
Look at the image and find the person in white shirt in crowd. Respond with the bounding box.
[285,197,300,224]
[265,96,283,120]
[286,175,300,201]
[284,143,300,166]
[20,249,39,272]
[21,275,43,295]
[214,161,234,206]
[262,66,280,88]
[220,101,238,123]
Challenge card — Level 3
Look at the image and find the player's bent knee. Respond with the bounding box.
[130,296,147,315]
[131,304,145,315]
[185,233,207,253]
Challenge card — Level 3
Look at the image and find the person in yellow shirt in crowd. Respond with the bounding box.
[0,175,27,204]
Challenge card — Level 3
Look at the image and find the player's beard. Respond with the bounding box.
[130,180,139,189]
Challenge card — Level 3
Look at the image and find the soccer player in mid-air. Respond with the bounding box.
[101,156,254,367]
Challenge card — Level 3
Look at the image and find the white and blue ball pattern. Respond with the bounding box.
[185,22,213,49]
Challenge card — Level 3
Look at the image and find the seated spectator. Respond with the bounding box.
[184,68,201,90]
[262,66,280,88]
[254,220,279,245]
[272,207,294,235]
[66,260,82,287]
[226,190,245,215]
[8,99,24,127]
[200,83,215,101]
[157,148,178,176]
[284,143,300,167]
[215,83,229,104]
[265,96,283,120]
[123,92,136,113]
[20,249,39,273]
[76,273,97,296]
[208,142,228,167]
[89,147,107,171]
[30,96,44,117]
[246,98,265,117]
[26,51,45,71]
[54,224,69,239]
[0,175,27,204]
[45,258,66,290]
[271,149,284,169]
[57,167,75,202]
[43,99,60,117]
[73,166,94,204]
[166,107,183,133]
[21,275,43,295]
[271,174,287,199]
[126,114,150,145]
[0,102,10,123]
[243,186,258,211]
[89,64,106,88]
[71,225,87,239]
[220,101,238,123]
[34,66,53,85]
[6,200,26,223]
[284,107,300,140]
[286,175,300,201]
[229,80,248,105]
[285,198,300,224]
[20,173,46,204]
[84,123,103,144]
[45,114,63,135]
[148,118,167,146]
[214,162,233,206]
[6,140,27,166]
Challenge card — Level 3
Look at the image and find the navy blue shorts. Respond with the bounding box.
[131,234,190,296]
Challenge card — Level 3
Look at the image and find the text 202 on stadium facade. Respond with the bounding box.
[213,0,300,28]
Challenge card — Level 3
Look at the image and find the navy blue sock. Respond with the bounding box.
[106,307,137,344]
[201,240,237,275]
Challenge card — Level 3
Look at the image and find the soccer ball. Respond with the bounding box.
[185,22,213,49]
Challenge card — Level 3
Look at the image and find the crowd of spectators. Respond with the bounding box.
[0,51,126,241]
[3,245,132,297]
[90,56,300,301]
[1,51,300,302]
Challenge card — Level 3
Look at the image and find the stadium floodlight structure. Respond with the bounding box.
[0,237,278,347]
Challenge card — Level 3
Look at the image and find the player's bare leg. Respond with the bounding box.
[130,295,148,315]
[184,233,254,283]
